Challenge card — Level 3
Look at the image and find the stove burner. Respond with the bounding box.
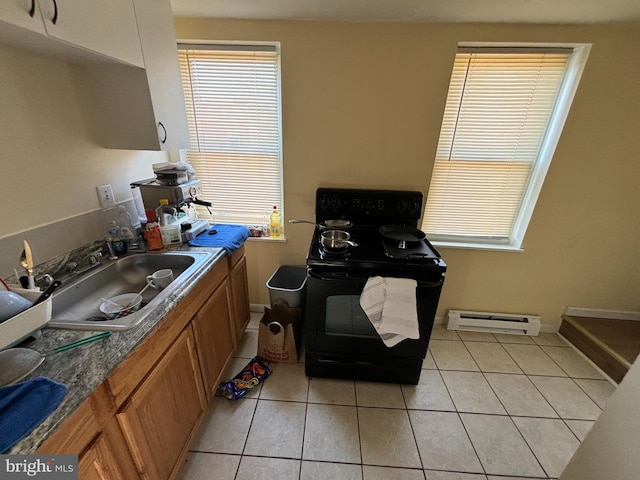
[319,246,351,258]
[381,237,439,260]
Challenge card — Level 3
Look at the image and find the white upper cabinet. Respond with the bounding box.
[0,0,144,67]
[1,0,189,151]
[92,0,190,150]
[0,1,47,34]
[131,0,190,150]
[37,0,144,67]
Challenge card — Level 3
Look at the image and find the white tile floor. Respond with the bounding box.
[178,316,617,480]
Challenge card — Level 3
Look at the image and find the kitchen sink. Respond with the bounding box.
[48,251,215,331]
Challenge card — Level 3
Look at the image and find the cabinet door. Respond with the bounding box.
[117,328,206,480]
[192,281,235,397]
[0,0,46,34]
[37,0,143,66]
[38,384,141,480]
[79,433,135,480]
[230,255,251,341]
[131,0,190,150]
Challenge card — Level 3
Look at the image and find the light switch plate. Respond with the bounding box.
[97,184,115,208]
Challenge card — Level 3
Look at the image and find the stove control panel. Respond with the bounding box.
[316,188,423,222]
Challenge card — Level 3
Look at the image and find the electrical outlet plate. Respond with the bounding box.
[97,184,115,209]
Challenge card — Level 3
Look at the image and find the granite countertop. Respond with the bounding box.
[7,245,227,455]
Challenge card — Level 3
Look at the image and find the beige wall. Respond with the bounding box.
[0,44,167,239]
[0,21,638,326]
[175,19,640,325]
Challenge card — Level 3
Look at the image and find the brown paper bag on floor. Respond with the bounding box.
[258,300,301,363]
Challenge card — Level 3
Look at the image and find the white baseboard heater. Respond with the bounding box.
[446,310,541,336]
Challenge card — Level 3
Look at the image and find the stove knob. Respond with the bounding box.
[319,196,330,210]
[397,199,408,212]
[409,199,420,213]
[329,197,341,209]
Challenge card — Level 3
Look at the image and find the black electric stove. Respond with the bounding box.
[304,187,447,384]
[307,188,445,272]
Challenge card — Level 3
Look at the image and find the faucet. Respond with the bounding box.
[36,274,55,290]
[65,249,105,276]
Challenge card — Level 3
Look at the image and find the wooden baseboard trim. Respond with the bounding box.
[563,307,640,321]
[250,303,269,313]
[560,315,628,383]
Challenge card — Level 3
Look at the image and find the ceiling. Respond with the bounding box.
[170,0,640,24]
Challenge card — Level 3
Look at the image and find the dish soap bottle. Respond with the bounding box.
[144,212,164,251]
[107,221,127,257]
[270,205,282,238]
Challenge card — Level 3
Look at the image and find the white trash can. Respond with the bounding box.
[266,265,307,308]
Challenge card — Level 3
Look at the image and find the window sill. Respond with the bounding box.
[246,236,287,243]
[431,241,523,252]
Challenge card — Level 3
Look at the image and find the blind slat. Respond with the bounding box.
[423,50,570,240]
[179,46,283,225]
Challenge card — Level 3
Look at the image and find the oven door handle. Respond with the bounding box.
[416,277,445,288]
[308,269,444,288]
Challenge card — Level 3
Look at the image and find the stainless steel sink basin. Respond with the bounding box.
[48,251,215,331]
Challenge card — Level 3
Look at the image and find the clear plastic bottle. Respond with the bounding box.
[262,209,271,237]
[107,221,127,257]
[156,199,180,246]
[116,205,135,242]
[156,199,177,227]
[270,205,282,238]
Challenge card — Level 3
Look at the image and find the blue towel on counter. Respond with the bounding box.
[0,376,67,453]
[188,224,250,254]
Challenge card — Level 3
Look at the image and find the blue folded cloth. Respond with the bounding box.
[0,376,67,453]
[188,224,250,254]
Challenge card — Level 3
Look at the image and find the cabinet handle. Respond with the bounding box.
[158,122,167,144]
[51,0,58,25]
[28,0,36,17]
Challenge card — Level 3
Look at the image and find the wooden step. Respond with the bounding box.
[560,315,640,384]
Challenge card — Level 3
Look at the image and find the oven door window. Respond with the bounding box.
[325,295,378,338]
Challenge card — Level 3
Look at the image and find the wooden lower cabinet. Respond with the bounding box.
[192,282,235,397]
[38,255,248,480]
[37,384,140,480]
[117,327,206,480]
[228,247,251,342]
[78,432,134,480]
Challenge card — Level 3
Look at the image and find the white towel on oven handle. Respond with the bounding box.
[360,276,419,348]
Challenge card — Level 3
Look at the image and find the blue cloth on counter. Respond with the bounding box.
[188,224,250,254]
[0,376,67,453]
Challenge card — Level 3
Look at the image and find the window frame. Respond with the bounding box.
[177,41,284,229]
[422,42,591,251]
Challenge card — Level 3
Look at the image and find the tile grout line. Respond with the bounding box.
[453,410,488,477]
[297,366,312,479]
[508,413,555,479]
[440,333,578,479]
[429,341,488,476]
[234,390,260,480]
[353,378,365,480]
[399,378,426,472]
[189,326,595,479]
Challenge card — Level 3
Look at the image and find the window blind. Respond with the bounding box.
[422,49,571,243]
[178,45,283,225]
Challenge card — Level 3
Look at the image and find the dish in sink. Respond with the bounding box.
[48,251,214,331]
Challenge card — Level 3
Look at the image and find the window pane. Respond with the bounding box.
[423,48,573,244]
[178,46,283,225]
